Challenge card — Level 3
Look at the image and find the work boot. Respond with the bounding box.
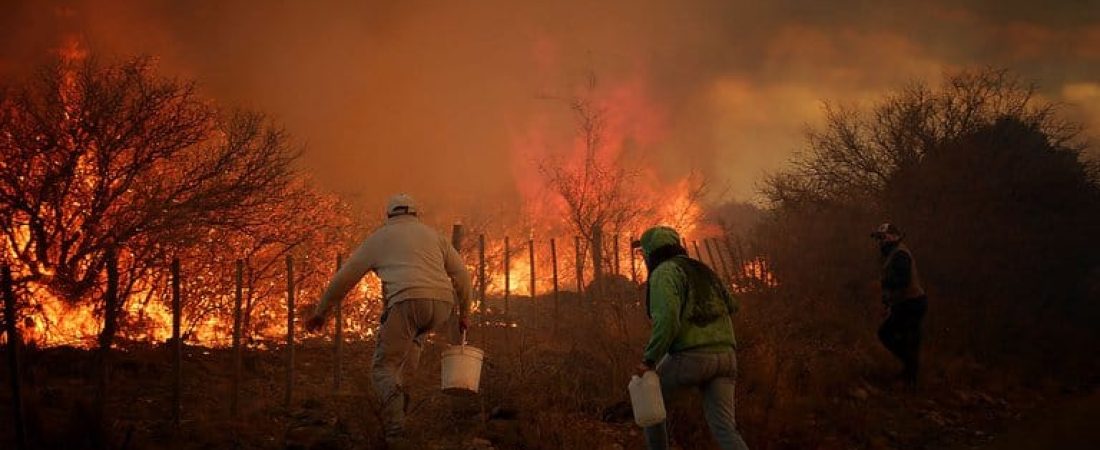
[381,389,407,439]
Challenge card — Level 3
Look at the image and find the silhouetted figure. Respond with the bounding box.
[871,223,927,385]
[634,226,750,450]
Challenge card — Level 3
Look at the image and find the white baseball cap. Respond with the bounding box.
[385,193,418,217]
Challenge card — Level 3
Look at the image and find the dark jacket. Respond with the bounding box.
[881,242,925,305]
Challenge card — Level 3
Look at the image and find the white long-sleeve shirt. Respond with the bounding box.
[316,215,472,316]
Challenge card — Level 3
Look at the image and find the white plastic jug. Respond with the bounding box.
[441,336,484,396]
[628,370,667,427]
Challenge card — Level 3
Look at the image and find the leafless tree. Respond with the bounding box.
[757,67,1099,349]
[538,74,649,292]
[764,68,1082,208]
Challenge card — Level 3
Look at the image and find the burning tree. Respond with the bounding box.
[170,177,360,344]
[538,76,650,291]
[0,54,312,366]
[536,74,712,294]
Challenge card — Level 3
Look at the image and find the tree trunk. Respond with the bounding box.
[243,261,254,344]
[93,247,120,445]
[2,265,27,450]
[589,225,603,300]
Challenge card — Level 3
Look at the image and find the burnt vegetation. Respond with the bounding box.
[759,69,1100,370]
[0,55,1098,450]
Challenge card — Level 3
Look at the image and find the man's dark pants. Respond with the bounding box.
[877,296,927,382]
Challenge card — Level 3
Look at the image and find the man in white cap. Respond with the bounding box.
[306,193,472,447]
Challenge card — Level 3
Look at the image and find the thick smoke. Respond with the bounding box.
[2,0,1097,215]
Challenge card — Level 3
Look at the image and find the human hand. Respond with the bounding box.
[458,315,470,334]
[305,314,326,333]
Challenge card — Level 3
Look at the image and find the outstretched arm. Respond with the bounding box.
[313,239,375,322]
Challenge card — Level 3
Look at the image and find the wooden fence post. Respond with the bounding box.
[452,223,464,253]
[333,254,344,392]
[528,238,536,299]
[629,235,638,283]
[285,255,295,407]
[728,235,746,285]
[550,238,559,335]
[613,234,620,277]
[712,238,733,284]
[504,236,511,314]
[478,234,486,310]
[231,260,244,418]
[704,238,719,271]
[528,238,536,327]
[450,224,464,341]
[574,236,584,300]
[171,258,182,428]
[2,266,27,449]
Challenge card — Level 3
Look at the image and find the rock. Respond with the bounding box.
[849,387,869,401]
[927,411,946,426]
[488,406,519,420]
[301,397,324,410]
[868,436,893,450]
[285,407,340,450]
[469,437,494,449]
[600,401,633,423]
[285,425,339,450]
[485,420,523,448]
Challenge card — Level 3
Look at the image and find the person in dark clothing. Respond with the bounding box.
[871,223,928,385]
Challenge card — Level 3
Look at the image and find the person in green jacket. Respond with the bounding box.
[634,226,750,450]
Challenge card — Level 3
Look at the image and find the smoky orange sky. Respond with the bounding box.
[2,0,1099,218]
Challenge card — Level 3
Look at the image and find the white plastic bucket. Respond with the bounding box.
[628,371,667,427]
[441,344,484,395]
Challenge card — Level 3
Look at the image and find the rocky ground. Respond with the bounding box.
[1,297,1097,449]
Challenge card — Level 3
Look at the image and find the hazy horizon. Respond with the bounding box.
[3,0,1098,217]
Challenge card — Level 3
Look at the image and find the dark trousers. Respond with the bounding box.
[877,296,927,382]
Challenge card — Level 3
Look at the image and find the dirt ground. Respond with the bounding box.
[950,389,1100,450]
[1,295,1097,449]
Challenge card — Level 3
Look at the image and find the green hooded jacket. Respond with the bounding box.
[639,227,739,365]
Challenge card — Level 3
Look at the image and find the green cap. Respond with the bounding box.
[635,226,682,258]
